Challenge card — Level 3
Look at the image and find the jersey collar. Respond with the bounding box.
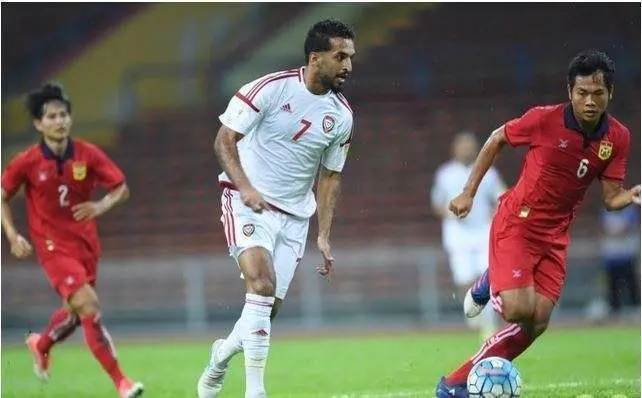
[40,138,75,162]
[563,103,609,140]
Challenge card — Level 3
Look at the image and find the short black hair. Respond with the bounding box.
[567,50,615,91]
[26,82,72,120]
[304,18,355,63]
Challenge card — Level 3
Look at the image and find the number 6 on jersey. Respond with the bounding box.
[576,158,589,178]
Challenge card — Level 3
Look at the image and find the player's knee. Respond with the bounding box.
[247,278,276,297]
[501,301,535,323]
[68,287,100,317]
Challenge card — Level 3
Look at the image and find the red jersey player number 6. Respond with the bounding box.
[437,50,640,397]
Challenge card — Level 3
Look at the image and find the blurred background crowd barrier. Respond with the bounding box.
[2,3,639,338]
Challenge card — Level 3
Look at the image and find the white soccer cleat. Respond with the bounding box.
[197,339,228,398]
[463,287,487,318]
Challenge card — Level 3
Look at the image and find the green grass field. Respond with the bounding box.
[2,326,639,397]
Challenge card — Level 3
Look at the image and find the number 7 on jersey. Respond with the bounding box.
[292,119,312,141]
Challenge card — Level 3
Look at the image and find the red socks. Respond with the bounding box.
[80,314,125,386]
[37,308,80,354]
[446,323,534,385]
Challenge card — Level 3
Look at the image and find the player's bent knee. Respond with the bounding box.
[67,284,100,317]
[247,278,276,297]
[501,300,535,323]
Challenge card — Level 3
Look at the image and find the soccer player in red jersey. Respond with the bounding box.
[1,83,144,398]
[435,50,640,396]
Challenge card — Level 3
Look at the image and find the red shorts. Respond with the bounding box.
[489,210,568,303]
[41,255,98,299]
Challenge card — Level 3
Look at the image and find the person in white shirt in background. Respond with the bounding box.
[197,19,355,398]
[431,132,505,340]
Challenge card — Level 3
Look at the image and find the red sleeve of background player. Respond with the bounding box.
[1,151,31,197]
[90,145,126,190]
[600,128,630,182]
[503,107,542,147]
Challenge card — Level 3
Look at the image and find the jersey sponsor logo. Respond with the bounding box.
[72,161,87,181]
[598,140,613,160]
[242,223,255,237]
[322,115,335,134]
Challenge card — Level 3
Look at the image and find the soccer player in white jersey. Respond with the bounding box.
[431,132,505,340]
[197,19,355,398]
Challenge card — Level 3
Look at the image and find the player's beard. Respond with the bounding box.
[321,74,344,94]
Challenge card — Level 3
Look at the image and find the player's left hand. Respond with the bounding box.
[631,184,641,205]
[72,201,107,221]
[316,236,334,279]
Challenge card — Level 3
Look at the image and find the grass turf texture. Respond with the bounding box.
[2,326,639,397]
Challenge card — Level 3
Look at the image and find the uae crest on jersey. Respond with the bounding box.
[322,115,335,134]
[242,223,255,237]
[72,161,87,181]
[598,140,613,160]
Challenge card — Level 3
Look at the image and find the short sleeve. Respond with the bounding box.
[219,72,291,135]
[321,117,353,172]
[430,168,448,207]
[90,145,126,190]
[1,151,30,196]
[600,129,630,182]
[504,107,542,147]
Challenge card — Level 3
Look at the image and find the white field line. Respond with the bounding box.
[328,378,640,398]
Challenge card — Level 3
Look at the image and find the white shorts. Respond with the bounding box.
[446,246,489,286]
[220,187,310,299]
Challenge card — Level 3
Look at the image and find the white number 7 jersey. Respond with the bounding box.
[218,67,354,219]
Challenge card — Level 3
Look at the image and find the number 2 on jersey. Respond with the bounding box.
[292,119,312,141]
[58,184,70,207]
[576,158,589,178]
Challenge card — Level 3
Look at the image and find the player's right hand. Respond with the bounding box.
[240,187,272,213]
[449,192,474,219]
[10,234,33,259]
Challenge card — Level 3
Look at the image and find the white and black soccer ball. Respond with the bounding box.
[467,356,522,397]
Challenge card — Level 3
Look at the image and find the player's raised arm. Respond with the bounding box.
[449,126,508,218]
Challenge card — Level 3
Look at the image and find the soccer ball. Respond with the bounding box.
[467,356,522,397]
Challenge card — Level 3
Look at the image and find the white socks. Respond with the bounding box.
[215,318,244,367]
[241,293,274,398]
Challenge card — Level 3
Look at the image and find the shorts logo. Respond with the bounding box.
[72,161,87,181]
[64,276,75,286]
[512,269,523,279]
[242,223,255,237]
[598,140,612,160]
[322,115,335,134]
[45,239,55,251]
